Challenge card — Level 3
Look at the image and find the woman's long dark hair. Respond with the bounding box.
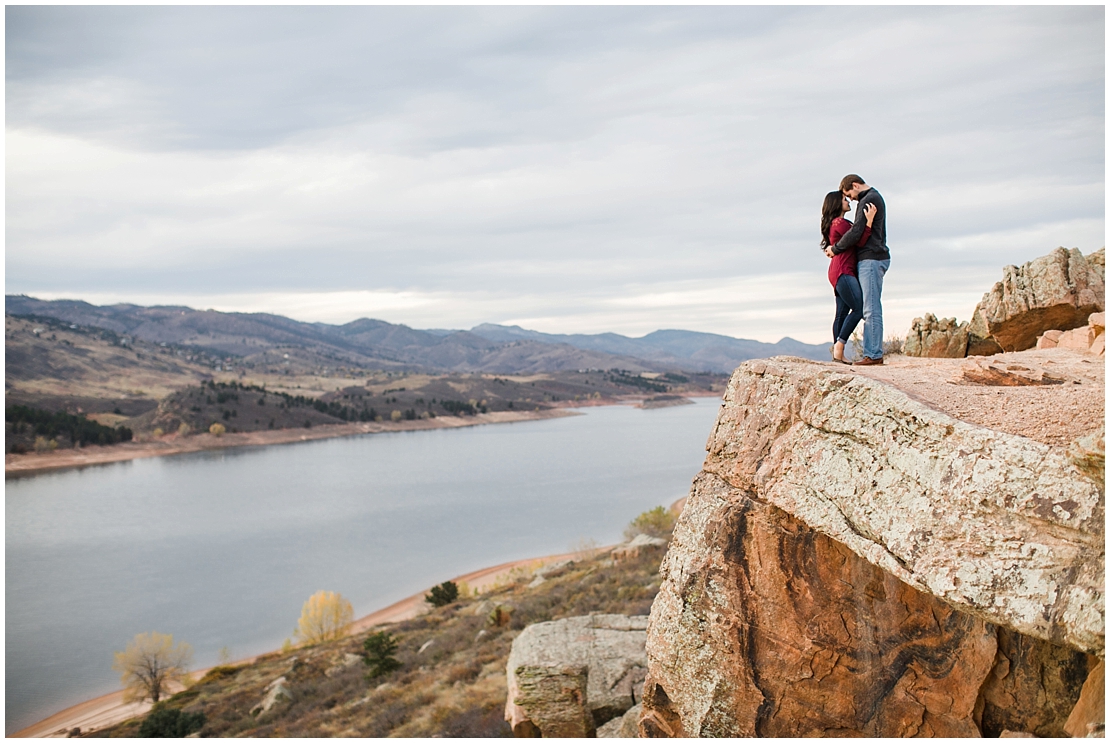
[820,191,845,247]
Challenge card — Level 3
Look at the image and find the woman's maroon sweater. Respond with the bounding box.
[827,217,871,288]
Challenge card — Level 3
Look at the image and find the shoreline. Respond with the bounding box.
[6,393,722,479]
[5,408,580,479]
[13,548,610,738]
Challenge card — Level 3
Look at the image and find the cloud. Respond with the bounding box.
[6,6,1104,342]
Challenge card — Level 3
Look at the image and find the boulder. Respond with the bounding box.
[1064,659,1105,738]
[324,653,364,677]
[1037,329,1065,349]
[505,614,649,736]
[904,313,970,358]
[250,676,292,717]
[700,358,1103,653]
[597,703,642,737]
[613,533,668,560]
[641,357,1103,737]
[969,247,1104,353]
[512,664,593,737]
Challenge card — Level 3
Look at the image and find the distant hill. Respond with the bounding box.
[469,324,831,372]
[4,296,655,376]
[6,296,830,375]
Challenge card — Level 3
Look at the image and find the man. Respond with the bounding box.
[826,174,889,365]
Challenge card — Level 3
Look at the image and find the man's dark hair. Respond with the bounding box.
[839,174,865,193]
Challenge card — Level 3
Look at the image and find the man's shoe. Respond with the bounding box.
[854,356,884,366]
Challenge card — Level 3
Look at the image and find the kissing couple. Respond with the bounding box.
[820,174,891,366]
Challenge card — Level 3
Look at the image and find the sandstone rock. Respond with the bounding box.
[1058,325,1098,351]
[978,628,1092,737]
[324,653,364,677]
[641,355,1104,738]
[534,559,572,578]
[505,614,649,736]
[969,247,1105,353]
[598,703,642,737]
[513,664,593,737]
[1090,248,1106,277]
[1068,428,1105,487]
[1038,329,1065,349]
[904,313,970,358]
[1064,659,1105,738]
[250,676,292,717]
[596,711,625,737]
[961,358,1066,386]
[701,358,1103,654]
[642,474,996,737]
[613,533,668,561]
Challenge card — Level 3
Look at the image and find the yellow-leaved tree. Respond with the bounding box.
[112,631,193,703]
[295,590,353,645]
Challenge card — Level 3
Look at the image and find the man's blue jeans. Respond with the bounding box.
[858,258,890,359]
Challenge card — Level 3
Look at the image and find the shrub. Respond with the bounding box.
[177,422,191,436]
[425,581,459,607]
[138,704,205,737]
[209,422,226,436]
[295,590,353,644]
[390,410,402,422]
[363,631,402,679]
[33,436,57,453]
[624,506,675,540]
[153,428,164,438]
[884,335,905,356]
[199,665,239,683]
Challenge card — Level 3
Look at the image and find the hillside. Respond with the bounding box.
[6,295,831,376]
[85,535,670,738]
[6,296,663,376]
[5,315,214,418]
[468,324,830,372]
[6,310,721,443]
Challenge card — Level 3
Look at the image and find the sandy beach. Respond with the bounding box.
[13,547,607,738]
[5,408,579,479]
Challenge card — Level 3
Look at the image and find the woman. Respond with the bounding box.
[820,191,876,363]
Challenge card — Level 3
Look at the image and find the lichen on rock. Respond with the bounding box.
[643,355,1103,738]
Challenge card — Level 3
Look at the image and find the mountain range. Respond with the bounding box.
[5,295,830,374]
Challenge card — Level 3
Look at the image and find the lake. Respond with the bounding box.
[6,397,721,733]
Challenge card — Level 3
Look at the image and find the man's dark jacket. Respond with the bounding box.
[833,187,889,262]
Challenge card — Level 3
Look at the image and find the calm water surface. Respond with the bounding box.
[6,398,721,733]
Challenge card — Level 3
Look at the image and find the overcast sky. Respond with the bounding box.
[6,6,1104,343]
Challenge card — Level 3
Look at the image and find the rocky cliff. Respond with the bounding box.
[642,353,1103,737]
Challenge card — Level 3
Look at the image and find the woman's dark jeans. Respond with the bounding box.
[833,273,864,344]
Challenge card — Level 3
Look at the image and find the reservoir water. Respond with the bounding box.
[6,397,721,733]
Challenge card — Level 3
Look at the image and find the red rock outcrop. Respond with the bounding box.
[642,356,1103,737]
[904,313,970,358]
[905,247,1105,358]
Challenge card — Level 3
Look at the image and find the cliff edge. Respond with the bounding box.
[642,352,1103,737]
